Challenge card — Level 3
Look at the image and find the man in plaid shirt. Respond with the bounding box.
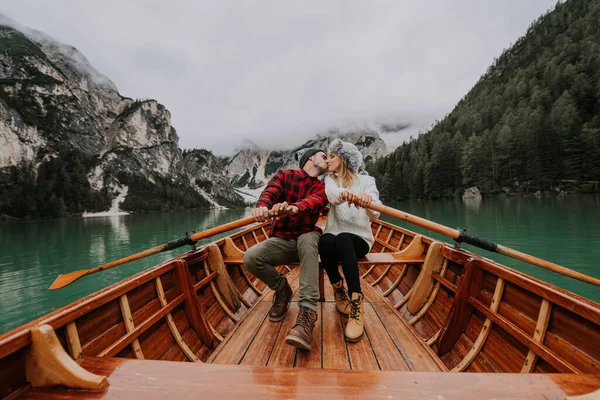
[244,148,328,350]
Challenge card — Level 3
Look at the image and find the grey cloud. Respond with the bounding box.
[130,44,190,77]
[0,0,556,154]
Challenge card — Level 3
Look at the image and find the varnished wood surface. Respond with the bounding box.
[18,357,600,399]
[2,218,600,399]
[0,261,178,360]
[441,246,600,326]
[407,242,444,313]
[25,325,108,391]
[207,269,442,372]
[223,253,424,265]
[438,258,484,354]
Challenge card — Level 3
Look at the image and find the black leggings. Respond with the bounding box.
[319,233,369,296]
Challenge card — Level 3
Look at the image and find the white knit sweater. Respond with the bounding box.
[323,175,382,249]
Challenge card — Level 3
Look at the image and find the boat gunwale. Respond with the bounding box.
[1,217,599,376]
[0,259,180,360]
[370,218,600,373]
[440,242,600,325]
[373,218,600,323]
[0,221,265,360]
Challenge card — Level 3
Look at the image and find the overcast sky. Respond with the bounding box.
[0,1,556,155]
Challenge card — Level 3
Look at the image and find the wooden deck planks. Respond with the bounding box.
[240,316,284,366]
[371,302,445,372]
[209,287,441,371]
[266,303,300,367]
[344,315,380,371]
[360,277,386,303]
[321,303,350,370]
[363,303,411,371]
[294,302,323,369]
[210,302,270,365]
[181,254,448,372]
[322,271,334,301]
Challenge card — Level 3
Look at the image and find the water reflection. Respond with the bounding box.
[108,215,130,243]
[463,197,482,212]
[85,215,131,265]
[89,235,106,265]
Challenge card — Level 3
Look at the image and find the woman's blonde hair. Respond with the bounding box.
[331,153,358,188]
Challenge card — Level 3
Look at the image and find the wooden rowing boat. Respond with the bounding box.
[1,214,599,399]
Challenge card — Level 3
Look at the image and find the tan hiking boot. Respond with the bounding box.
[332,280,350,315]
[345,292,365,342]
[285,306,318,350]
[269,279,293,321]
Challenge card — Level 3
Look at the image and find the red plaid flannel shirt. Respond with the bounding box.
[256,169,327,239]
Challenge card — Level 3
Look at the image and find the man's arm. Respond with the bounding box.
[291,182,328,213]
[253,171,285,222]
[256,171,285,209]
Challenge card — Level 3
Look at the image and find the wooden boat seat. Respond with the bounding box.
[222,234,427,266]
[222,253,424,266]
[220,237,425,303]
[17,356,600,399]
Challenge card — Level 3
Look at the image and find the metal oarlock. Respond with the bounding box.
[186,231,197,250]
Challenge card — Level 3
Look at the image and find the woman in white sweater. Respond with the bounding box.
[319,139,381,342]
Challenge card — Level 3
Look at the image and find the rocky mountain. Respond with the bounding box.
[182,148,244,207]
[0,15,243,218]
[0,15,391,218]
[225,131,388,201]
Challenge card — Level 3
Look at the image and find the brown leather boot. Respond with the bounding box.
[269,279,292,321]
[332,280,350,315]
[285,306,318,350]
[345,292,364,342]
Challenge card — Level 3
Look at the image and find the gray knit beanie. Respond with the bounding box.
[295,148,321,169]
[328,139,363,172]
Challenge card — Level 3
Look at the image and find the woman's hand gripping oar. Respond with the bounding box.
[361,202,600,288]
[48,216,257,290]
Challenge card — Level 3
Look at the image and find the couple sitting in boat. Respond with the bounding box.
[244,139,381,350]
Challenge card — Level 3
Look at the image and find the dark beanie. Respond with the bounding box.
[295,148,321,169]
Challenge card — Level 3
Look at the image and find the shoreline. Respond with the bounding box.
[2,190,598,221]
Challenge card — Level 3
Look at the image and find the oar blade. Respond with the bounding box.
[47,216,257,291]
[48,270,89,290]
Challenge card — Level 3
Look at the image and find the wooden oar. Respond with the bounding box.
[49,216,256,290]
[368,203,600,288]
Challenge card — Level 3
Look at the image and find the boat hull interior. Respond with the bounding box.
[1,218,599,398]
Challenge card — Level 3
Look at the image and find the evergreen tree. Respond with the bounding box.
[369,0,600,198]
